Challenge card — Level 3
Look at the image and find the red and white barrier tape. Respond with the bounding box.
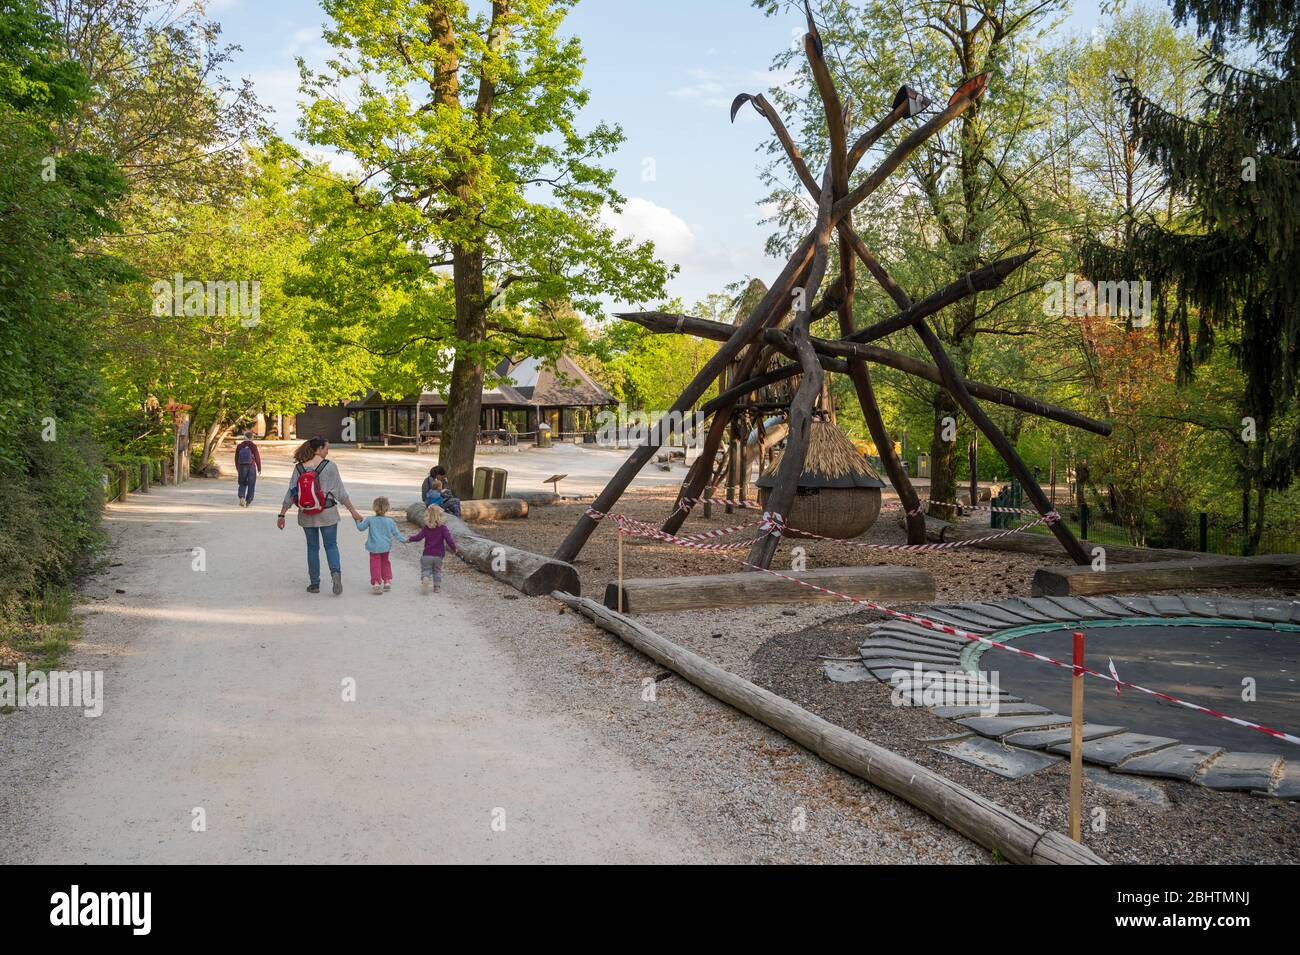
[677,494,1056,521]
[622,508,1057,553]
[609,513,1300,748]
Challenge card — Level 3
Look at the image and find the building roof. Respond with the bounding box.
[494,354,616,406]
[344,354,615,410]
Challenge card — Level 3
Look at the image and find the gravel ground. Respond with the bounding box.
[481,482,1300,864]
[471,571,987,863]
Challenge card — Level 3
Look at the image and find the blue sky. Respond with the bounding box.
[212,0,1105,306]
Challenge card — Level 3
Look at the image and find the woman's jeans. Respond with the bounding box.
[303,524,340,584]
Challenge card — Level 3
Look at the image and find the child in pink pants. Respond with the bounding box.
[354,497,405,594]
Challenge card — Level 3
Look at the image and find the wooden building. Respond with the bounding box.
[295,354,616,445]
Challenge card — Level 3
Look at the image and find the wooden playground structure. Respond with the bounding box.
[554,3,1113,571]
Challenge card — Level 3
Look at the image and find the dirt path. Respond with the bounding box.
[0,452,729,863]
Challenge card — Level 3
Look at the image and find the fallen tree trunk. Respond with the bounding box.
[404,502,578,597]
[553,591,1105,865]
[1032,554,1300,596]
[605,565,933,613]
[459,497,527,520]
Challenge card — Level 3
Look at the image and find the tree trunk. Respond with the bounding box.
[929,389,960,517]
[439,244,488,499]
[199,419,232,473]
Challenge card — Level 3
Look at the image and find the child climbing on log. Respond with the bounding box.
[355,497,406,594]
[408,504,458,594]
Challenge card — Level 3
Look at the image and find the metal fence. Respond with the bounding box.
[1038,503,1300,557]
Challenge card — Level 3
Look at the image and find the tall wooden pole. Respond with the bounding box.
[1070,630,1085,842]
[553,235,815,563]
[748,168,834,569]
[847,238,1091,565]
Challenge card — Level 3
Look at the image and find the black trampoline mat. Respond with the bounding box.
[987,624,1300,759]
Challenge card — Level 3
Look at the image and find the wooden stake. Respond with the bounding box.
[617,528,625,614]
[1070,629,1085,842]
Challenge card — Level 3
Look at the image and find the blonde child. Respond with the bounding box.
[407,504,458,594]
[355,497,405,594]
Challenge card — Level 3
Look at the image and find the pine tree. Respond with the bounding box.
[1084,0,1300,552]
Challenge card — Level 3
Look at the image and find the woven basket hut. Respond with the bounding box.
[756,419,884,539]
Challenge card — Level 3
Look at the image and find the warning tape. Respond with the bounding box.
[677,494,1056,521]
[609,513,1300,748]
[619,508,1057,553]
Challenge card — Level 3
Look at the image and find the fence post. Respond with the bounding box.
[1080,501,1089,540]
[1199,511,1208,553]
[1242,495,1251,557]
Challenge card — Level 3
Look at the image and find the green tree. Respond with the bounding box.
[298,0,671,496]
[104,145,374,470]
[1084,0,1300,552]
[0,0,128,611]
[757,0,1069,512]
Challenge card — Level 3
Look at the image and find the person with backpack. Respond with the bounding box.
[276,436,365,594]
[234,430,262,506]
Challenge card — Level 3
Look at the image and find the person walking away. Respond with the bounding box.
[408,504,458,594]
[355,497,405,594]
[235,430,261,506]
[276,437,364,594]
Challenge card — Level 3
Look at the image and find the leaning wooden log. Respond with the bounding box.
[459,497,528,520]
[636,312,1113,437]
[749,165,834,569]
[604,565,934,613]
[404,502,579,597]
[844,234,1090,564]
[553,233,817,563]
[833,80,987,218]
[553,592,1106,865]
[1031,554,1300,596]
[844,252,1036,346]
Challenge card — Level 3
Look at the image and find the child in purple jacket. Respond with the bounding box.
[408,504,458,594]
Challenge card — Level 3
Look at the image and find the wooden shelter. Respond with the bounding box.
[555,3,1110,569]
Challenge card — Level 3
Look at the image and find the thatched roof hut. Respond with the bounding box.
[757,419,884,538]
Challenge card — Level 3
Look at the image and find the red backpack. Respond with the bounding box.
[295,461,333,515]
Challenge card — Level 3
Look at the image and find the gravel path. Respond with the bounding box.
[0,447,983,863]
[0,452,723,863]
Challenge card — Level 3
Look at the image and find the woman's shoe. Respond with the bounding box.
[382,582,391,592]
[420,578,429,595]
[307,582,320,593]
[331,572,343,595]
[371,584,382,595]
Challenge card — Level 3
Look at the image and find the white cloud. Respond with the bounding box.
[600,197,785,306]
[602,197,697,264]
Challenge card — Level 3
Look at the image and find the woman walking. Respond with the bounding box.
[277,437,364,594]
